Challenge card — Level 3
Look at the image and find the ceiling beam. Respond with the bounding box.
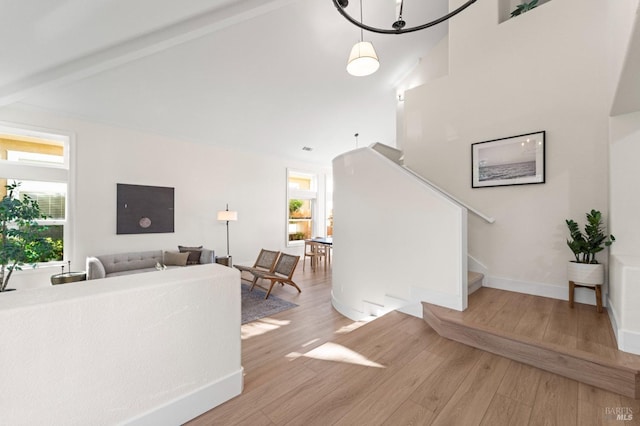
[0,0,299,107]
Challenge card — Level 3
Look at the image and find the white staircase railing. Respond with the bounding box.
[370,143,495,224]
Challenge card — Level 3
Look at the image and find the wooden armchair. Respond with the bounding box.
[250,253,301,299]
[234,249,280,286]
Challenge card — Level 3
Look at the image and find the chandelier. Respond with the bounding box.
[333,0,478,34]
[334,0,478,76]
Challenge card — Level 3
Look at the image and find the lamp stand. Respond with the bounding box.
[225,219,230,257]
[217,203,237,268]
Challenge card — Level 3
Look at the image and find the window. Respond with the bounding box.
[0,124,70,265]
[287,170,317,245]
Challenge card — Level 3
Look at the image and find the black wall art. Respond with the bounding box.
[116,183,174,234]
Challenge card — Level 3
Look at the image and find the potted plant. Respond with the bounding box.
[565,209,615,286]
[511,0,539,17]
[0,182,54,292]
[289,199,303,217]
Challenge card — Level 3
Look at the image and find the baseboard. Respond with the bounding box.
[485,276,605,307]
[396,302,423,318]
[124,368,244,426]
[607,298,640,356]
[608,297,621,345]
[618,330,640,355]
[410,286,465,312]
[383,293,422,318]
[331,290,369,321]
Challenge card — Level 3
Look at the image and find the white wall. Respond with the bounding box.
[332,147,467,320]
[0,103,330,289]
[609,110,640,353]
[399,0,633,301]
[0,264,242,425]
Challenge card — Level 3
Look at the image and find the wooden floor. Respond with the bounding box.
[187,266,640,426]
[424,287,640,399]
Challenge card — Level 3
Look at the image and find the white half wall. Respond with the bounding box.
[0,264,242,425]
[609,256,640,355]
[609,110,640,354]
[332,147,467,320]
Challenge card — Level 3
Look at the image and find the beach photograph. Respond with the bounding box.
[472,132,545,188]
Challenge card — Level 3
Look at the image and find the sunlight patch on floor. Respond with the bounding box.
[334,318,373,335]
[301,338,321,347]
[241,318,291,340]
[286,342,386,368]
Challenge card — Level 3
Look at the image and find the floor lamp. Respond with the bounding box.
[217,204,238,266]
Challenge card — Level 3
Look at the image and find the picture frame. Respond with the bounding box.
[116,183,175,234]
[471,131,545,188]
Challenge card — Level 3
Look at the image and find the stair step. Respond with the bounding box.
[468,271,483,295]
[422,295,640,399]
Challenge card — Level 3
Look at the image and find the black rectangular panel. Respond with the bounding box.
[116,183,174,234]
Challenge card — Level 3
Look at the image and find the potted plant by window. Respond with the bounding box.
[565,209,615,287]
[0,182,54,292]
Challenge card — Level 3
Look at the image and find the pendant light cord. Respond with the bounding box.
[359,0,364,41]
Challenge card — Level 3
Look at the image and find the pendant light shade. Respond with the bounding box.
[346,41,379,76]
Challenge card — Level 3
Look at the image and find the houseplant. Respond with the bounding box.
[0,182,54,292]
[565,209,615,285]
[511,0,539,17]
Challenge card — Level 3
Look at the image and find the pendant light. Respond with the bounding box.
[346,0,379,77]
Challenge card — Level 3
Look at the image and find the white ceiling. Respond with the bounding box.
[1,0,448,164]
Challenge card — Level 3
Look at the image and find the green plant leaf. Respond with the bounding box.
[565,209,614,264]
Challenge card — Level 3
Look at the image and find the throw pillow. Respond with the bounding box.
[178,245,203,265]
[164,251,189,266]
[200,248,215,264]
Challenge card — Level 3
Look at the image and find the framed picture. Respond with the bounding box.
[471,131,545,188]
[116,183,175,234]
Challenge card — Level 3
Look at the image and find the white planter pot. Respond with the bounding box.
[567,262,604,286]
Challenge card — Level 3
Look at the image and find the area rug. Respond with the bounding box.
[241,283,298,324]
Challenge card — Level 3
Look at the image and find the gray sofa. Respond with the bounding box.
[86,248,215,280]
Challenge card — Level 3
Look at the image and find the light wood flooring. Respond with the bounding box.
[424,287,640,398]
[187,266,640,425]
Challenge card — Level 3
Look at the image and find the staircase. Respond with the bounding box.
[468,271,483,295]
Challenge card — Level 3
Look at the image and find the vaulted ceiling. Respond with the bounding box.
[1,0,448,164]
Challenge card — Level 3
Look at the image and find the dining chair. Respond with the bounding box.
[303,240,327,272]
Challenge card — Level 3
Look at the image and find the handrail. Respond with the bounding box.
[401,166,495,224]
[369,143,495,224]
[370,142,404,165]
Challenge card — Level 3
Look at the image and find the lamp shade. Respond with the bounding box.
[346,41,379,77]
[217,210,238,221]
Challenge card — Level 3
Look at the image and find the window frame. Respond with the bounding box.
[286,169,318,247]
[0,121,74,269]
